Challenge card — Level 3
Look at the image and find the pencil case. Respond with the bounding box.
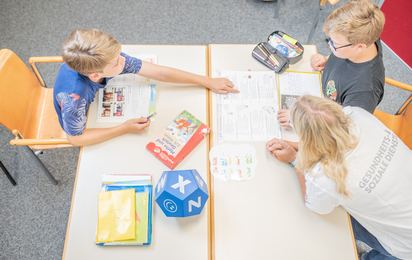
[252,31,304,74]
[252,42,289,74]
[268,31,304,64]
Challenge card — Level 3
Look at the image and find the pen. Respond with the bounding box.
[253,51,277,70]
[257,45,278,67]
[260,43,281,66]
[139,112,157,124]
[146,112,157,119]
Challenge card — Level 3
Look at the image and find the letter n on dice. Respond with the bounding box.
[155,169,209,217]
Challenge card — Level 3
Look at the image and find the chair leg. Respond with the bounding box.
[274,0,281,18]
[306,0,324,44]
[0,160,17,186]
[22,146,58,185]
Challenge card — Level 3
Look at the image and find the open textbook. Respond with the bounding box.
[217,70,321,142]
[278,71,322,109]
[97,54,157,122]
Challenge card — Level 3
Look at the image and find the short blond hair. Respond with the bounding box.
[323,0,385,46]
[62,29,122,75]
[290,95,359,199]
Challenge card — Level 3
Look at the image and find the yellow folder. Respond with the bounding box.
[96,189,136,243]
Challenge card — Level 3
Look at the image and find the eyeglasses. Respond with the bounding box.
[287,119,293,128]
[328,37,352,51]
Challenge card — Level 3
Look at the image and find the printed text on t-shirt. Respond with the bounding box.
[359,130,398,193]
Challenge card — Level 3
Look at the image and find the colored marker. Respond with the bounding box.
[257,45,276,65]
[257,45,279,67]
[260,43,281,66]
[253,51,277,70]
[274,34,303,54]
[275,33,302,51]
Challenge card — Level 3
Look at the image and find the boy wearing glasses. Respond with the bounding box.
[277,0,385,126]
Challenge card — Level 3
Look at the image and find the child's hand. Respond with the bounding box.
[271,139,297,163]
[277,109,291,127]
[310,54,327,71]
[266,139,297,163]
[266,138,284,158]
[124,117,151,133]
[208,78,240,94]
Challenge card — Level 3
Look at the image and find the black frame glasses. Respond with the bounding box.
[328,37,352,51]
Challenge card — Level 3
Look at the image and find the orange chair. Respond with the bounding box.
[373,78,412,149]
[0,49,71,184]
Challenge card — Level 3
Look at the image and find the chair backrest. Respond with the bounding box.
[0,49,47,138]
[374,96,412,150]
[400,99,412,149]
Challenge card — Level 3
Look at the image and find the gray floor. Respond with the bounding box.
[1,0,411,259]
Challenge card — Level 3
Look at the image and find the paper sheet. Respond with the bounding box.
[97,54,157,122]
[96,189,136,243]
[278,71,322,109]
[217,70,281,142]
[97,180,153,246]
[134,192,149,243]
[209,144,258,181]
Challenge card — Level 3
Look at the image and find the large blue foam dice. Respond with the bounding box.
[155,169,209,217]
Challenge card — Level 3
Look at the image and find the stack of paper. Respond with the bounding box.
[95,174,153,246]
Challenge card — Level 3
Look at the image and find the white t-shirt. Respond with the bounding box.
[304,107,412,259]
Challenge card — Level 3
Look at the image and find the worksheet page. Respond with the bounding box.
[217,70,281,142]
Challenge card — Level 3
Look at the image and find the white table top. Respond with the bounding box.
[208,44,357,260]
[63,45,210,260]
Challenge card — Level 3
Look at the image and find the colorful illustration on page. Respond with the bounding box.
[209,144,258,181]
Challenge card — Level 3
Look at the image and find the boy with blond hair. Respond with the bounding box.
[54,29,238,146]
[277,0,385,126]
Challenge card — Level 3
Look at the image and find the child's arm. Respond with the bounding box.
[66,118,150,146]
[310,54,330,72]
[137,61,240,94]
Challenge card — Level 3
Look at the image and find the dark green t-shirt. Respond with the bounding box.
[321,39,385,114]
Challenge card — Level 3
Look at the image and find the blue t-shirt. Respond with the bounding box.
[53,52,142,136]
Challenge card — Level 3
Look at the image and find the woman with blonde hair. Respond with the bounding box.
[267,95,412,260]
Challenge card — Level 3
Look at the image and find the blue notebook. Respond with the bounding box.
[96,184,153,246]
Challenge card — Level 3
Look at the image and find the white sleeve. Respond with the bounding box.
[305,173,340,215]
